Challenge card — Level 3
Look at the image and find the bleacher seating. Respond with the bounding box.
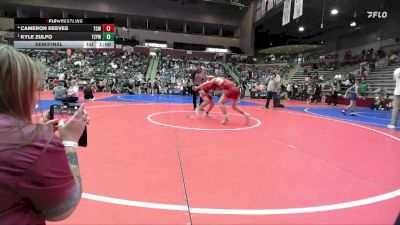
[290,62,399,98]
[157,57,229,89]
[365,63,399,95]
[23,49,150,92]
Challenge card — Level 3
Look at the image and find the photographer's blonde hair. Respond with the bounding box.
[0,45,45,122]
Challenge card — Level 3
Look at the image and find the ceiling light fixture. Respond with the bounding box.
[330,9,339,15]
[299,26,305,32]
[350,21,357,27]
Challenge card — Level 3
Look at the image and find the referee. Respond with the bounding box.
[191,68,214,110]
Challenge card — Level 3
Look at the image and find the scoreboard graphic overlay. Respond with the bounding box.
[14,18,115,49]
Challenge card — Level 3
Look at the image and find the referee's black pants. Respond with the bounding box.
[192,90,203,110]
[265,91,278,108]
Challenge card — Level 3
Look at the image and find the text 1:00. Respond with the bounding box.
[100,42,112,47]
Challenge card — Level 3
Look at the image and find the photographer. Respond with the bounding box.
[0,45,89,224]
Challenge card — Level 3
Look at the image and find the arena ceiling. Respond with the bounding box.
[0,0,251,26]
[254,0,398,50]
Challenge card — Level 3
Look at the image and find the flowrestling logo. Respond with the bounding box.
[366,11,388,19]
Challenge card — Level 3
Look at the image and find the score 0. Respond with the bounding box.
[102,32,115,41]
[102,24,115,32]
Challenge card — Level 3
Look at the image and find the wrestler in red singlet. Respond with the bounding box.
[213,77,250,125]
[218,78,240,100]
[193,78,218,117]
[200,80,219,92]
[194,77,249,124]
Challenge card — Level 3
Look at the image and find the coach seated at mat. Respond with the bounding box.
[66,80,79,103]
[370,97,385,110]
[53,80,68,101]
[0,45,88,224]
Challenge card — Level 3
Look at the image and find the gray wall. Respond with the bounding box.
[307,21,399,57]
[307,11,400,57]
[239,0,256,55]
[0,16,242,51]
[1,0,243,26]
[117,27,240,49]
[0,18,13,30]
[1,0,256,54]
[379,20,400,52]
[336,28,381,55]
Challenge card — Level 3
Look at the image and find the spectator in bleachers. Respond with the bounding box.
[83,82,96,101]
[344,49,352,62]
[327,81,340,106]
[240,81,247,99]
[366,48,374,59]
[343,77,352,87]
[385,100,393,111]
[359,78,369,98]
[258,83,265,92]
[286,83,292,100]
[43,78,50,91]
[292,81,299,99]
[98,80,105,92]
[154,79,161,95]
[348,73,356,84]
[306,82,315,104]
[374,87,387,100]
[361,49,366,60]
[250,86,257,99]
[304,75,311,85]
[58,72,65,82]
[388,52,399,66]
[134,78,141,94]
[146,78,152,94]
[360,65,368,81]
[312,82,322,103]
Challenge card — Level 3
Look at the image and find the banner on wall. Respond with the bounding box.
[293,0,303,19]
[282,0,292,26]
[261,0,267,15]
[256,0,263,20]
[267,0,274,11]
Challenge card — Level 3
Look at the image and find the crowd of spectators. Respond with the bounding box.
[15,45,400,106]
[156,56,230,95]
[282,70,323,103]
[279,60,395,109]
[303,47,400,70]
[241,64,291,99]
[262,58,378,105]
[22,49,150,97]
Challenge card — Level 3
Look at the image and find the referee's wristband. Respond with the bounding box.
[62,141,78,148]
